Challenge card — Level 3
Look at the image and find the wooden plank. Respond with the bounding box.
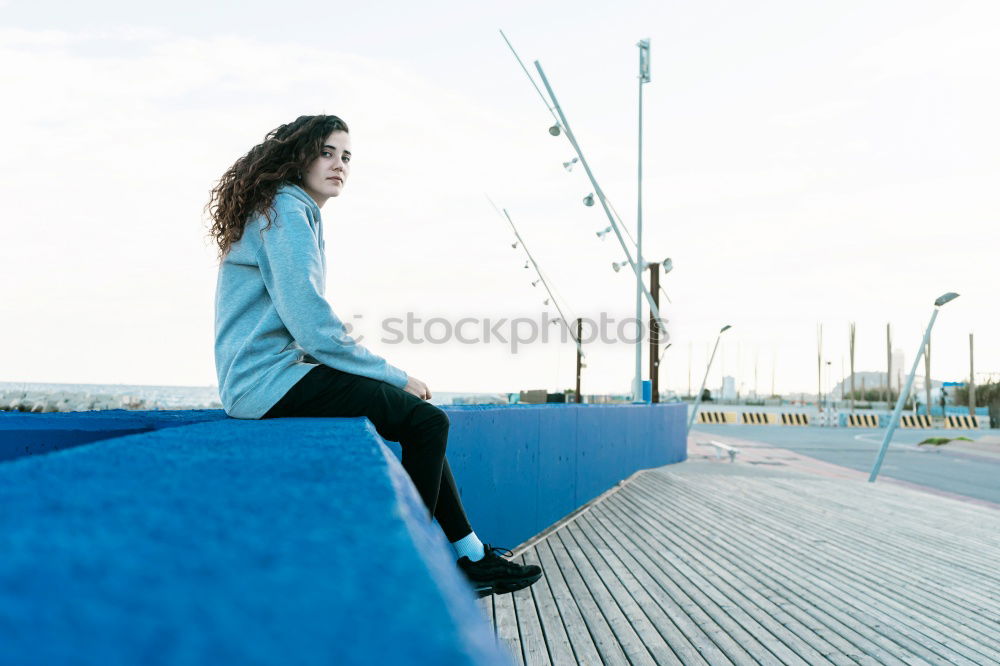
[597,492,907,666]
[544,531,636,666]
[716,475,1000,628]
[582,502,761,664]
[493,578,524,665]
[633,472,994,664]
[762,476,1000,571]
[511,554,552,666]
[493,453,999,666]
[520,547,576,665]
[734,484,1000,624]
[632,474,966,664]
[563,519,710,665]
[587,499,802,666]
[533,538,603,665]
[552,528,659,665]
[574,506,741,665]
[594,491,862,666]
[649,471,1000,657]
[477,595,494,634]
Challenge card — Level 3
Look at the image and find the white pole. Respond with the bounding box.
[532,62,664,326]
[635,39,649,402]
[687,327,730,434]
[869,292,958,482]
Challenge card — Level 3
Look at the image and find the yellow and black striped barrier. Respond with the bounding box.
[741,412,777,425]
[899,414,932,428]
[697,411,737,424]
[944,415,980,429]
[847,413,880,427]
[779,413,810,426]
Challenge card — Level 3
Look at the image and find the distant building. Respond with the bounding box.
[891,348,905,389]
[720,376,736,401]
[831,371,940,402]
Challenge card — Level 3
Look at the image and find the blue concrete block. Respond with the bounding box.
[0,417,507,666]
[0,409,227,462]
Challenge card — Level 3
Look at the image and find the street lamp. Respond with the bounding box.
[687,325,733,435]
[869,292,959,482]
[633,38,651,404]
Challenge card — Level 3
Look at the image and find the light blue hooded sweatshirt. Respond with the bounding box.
[214,183,408,419]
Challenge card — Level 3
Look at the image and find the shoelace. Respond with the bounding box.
[484,544,514,559]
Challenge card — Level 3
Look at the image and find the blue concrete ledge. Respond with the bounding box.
[0,409,228,462]
[0,402,687,664]
[0,416,506,665]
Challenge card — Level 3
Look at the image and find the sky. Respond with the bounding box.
[1,0,998,397]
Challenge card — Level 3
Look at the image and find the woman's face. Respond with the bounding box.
[300,129,351,207]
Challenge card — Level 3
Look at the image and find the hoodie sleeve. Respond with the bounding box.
[255,200,409,389]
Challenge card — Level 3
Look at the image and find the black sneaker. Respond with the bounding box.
[457,544,543,597]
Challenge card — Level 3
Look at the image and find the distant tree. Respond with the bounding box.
[955,379,999,408]
[845,388,898,402]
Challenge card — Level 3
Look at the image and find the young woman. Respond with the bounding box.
[207,114,541,597]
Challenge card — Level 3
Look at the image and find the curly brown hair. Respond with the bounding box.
[205,114,349,262]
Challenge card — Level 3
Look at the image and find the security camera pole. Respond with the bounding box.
[869,292,959,482]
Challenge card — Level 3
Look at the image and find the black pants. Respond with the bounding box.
[261,364,473,542]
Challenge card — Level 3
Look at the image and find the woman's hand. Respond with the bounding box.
[404,376,432,401]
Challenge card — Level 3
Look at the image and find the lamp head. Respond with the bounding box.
[720,324,732,334]
[583,193,595,207]
[662,257,673,274]
[548,124,561,136]
[934,292,959,307]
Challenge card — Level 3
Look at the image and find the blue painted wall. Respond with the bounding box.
[382,403,688,549]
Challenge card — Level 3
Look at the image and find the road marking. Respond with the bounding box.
[853,433,920,450]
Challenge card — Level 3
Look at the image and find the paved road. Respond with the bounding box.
[690,424,1000,506]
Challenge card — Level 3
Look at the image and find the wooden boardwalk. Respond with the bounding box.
[477,439,1000,665]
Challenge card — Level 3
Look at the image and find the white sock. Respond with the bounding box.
[451,531,486,562]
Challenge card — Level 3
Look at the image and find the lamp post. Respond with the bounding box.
[869,292,959,482]
[633,38,651,403]
[687,325,732,435]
